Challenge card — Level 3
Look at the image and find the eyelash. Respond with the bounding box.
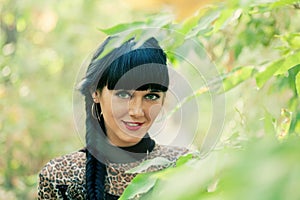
[116,91,131,99]
[115,91,161,101]
[145,93,160,100]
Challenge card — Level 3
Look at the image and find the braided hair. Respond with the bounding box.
[78,36,169,199]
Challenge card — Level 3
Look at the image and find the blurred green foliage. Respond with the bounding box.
[115,0,299,199]
[0,0,154,199]
[1,0,300,199]
[120,137,300,200]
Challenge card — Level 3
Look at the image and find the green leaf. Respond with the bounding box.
[271,0,300,8]
[210,8,236,34]
[98,21,144,35]
[175,153,194,167]
[146,13,174,28]
[95,29,142,60]
[278,32,300,50]
[256,51,300,87]
[119,173,158,200]
[274,51,300,75]
[296,71,300,96]
[222,66,256,92]
[256,59,284,88]
[178,8,215,36]
[186,9,220,38]
[178,12,203,35]
[126,157,172,173]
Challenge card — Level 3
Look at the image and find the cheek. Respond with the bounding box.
[109,100,128,118]
[147,104,163,121]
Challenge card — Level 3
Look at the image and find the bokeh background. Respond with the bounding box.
[1,0,300,199]
[1,1,212,198]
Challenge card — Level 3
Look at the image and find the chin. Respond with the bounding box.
[121,134,144,145]
[125,135,143,143]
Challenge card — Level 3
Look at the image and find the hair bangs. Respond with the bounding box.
[97,48,169,92]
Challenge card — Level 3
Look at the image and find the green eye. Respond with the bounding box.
[145,93,160,101]
[116,91,131,99]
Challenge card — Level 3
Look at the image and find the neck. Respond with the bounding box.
[119,133,155,153]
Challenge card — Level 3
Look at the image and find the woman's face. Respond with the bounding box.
[93,86,165,147]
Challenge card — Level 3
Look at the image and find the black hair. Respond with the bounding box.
[78,37,169,200]
[98,48,168,92]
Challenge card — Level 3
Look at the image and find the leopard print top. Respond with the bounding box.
[38,144,188,199]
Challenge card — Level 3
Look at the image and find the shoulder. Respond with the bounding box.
[104,144,189,196]
[38,149,86,199]
[39,149,86,182]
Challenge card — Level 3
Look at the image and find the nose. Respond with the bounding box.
[128,97,144,117]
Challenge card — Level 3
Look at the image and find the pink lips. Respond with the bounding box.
[122,121,144,131]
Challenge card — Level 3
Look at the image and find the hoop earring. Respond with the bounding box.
[92,102,103,122]
[91,103,98,120]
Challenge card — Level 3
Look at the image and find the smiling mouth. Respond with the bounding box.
[122,121,144,131]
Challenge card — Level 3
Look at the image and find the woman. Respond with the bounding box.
[38,36,189,200]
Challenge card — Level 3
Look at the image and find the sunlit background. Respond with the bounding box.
[1,0,300,199]
[1,1,209,198]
